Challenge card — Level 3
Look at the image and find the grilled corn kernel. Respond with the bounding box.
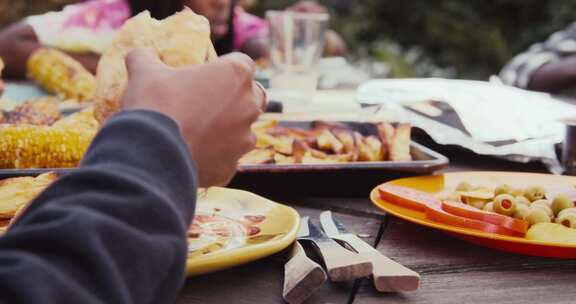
[0,124,95,168]
[27,48,95,102]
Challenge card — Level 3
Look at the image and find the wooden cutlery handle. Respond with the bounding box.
[362,251,420,292]
[313,240,373,282]
[283,242,327,304]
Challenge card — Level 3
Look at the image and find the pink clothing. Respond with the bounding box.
[27,0,130,53]
[26,0,268,54]
[233,6,268,50]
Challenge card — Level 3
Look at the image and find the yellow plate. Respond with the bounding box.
[370,172,576,258]
[186,187,299,276]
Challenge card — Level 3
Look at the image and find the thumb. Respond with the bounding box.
[124,48,166,77]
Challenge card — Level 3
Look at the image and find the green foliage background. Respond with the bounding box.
[253,0,576,79]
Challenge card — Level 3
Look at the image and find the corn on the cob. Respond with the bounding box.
[1,97,62,125]
[0,124,96,168]
[27,48,95,102]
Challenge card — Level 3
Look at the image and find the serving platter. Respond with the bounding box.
[370,172,576,258]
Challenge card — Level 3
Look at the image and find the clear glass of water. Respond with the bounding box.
[266,10,329,109]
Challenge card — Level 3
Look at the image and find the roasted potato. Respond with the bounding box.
[240,120,412,165]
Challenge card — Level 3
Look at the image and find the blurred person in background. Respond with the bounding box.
[0,0,77,28]
[0,0,346,79]
[500,22,576,93]
[0,0,258,78]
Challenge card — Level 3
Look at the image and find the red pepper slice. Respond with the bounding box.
[379,184,523,237]
[378,184,441,211]
[441,200,528,235]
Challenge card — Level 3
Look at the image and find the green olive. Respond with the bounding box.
[515,196,531,207]
[456,182,474,192]
[494,184,513,196]
[513,204,531,220]
[551,195,574,216]
[483,202,495,213]
[558,207,576,218]
[510,188,525,197]
[525,209,551,226]
[461,196,488,209]
[493,194,516,216]
[555,214,576,229]
[530,201,553,219]
[524,186,547,202]
[446,192,462,202]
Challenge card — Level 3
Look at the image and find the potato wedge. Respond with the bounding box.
[251,120,278,132]
[377,123,395,160]
[389,123,412,161]
[274,153,297,164]
[365,135,384,161]
[316,129,344,154]
[238,148,275,165]
[333,129,358,161]
[255,132,293,155]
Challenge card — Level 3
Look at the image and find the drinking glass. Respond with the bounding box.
[266,10,329,109]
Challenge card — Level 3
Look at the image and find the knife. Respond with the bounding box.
[320,211,420,292]
[282,217,327,304]
[298,216,372,282]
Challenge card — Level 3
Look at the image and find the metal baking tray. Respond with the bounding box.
[237,121,448,174]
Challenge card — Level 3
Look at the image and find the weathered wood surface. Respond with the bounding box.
[178,156,574,304]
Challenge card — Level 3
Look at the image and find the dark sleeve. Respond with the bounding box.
[0,110,197,304]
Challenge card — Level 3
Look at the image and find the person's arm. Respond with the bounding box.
[527,55,576,92]
[499,22,576,93]
[0,22,100,79]
[0,110,197,303]
[0,49,265,303]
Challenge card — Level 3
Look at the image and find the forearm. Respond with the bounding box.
[0,110,197,303]
[0,23,40,79]
[0,22,99,78]
[527,55,576,92]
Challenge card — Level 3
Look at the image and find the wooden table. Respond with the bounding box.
[176,148,576,304]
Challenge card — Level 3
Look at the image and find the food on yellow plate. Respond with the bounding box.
[551,195,573,216]
[530,200,553,219]
[441,200,528,234]
[242,121,413,165]
[515,196,531,207]
[493,194,516,216]
[94,9,217,123]
[555,213,576,229]
[513,204,531,220]
[380,184,524,237]
[526,223,576,244]
[27,48,95,102]
[0,98,61,125]
[524,185,547,202]
[378,184,440,212]
[425,202,521,237]
[0,108,98,169]
[440,181,576,233]
[0,172,57,219]
[187,213,266,258]
[455,182,474,192]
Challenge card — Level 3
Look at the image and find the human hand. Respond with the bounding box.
[121,49,266,186]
